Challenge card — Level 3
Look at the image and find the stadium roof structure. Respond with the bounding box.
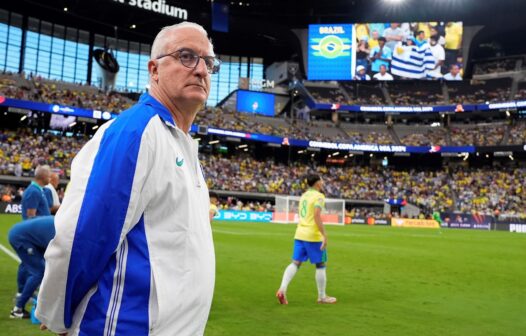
[2,0,526,65]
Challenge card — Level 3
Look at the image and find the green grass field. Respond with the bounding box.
[0,214,525,335]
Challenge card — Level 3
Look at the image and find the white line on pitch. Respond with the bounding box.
[0,242,20,263]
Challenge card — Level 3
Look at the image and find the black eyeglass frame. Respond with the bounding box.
[155,49,221,74]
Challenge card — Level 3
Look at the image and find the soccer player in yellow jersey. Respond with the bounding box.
[209,192,219,221]
[276,175,337,305]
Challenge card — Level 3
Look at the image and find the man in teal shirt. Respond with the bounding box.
[21,165,51,220]
[369,37,392,73]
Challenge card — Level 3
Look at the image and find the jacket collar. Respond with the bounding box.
[139,92,177,128]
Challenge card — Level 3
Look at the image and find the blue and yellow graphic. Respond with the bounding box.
[311,35,352,59]
[308,24,355,80]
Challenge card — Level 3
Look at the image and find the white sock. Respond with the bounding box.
[279,263,298,292]
[316,268,327,299]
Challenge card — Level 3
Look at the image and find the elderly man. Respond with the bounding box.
[44,172,61,214]
[21,165,51,220]
[36,22,219,336]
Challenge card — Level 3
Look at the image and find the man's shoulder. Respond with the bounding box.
[23,184,38,195]
[310,190,325,199]
[103,101,165,142]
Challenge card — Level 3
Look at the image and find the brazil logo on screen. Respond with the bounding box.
[310,35,352,59]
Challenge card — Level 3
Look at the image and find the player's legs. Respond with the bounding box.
[304,243,337,304]
[10,236,29,297]
[276,240,307,304]
[315,262,327,300]
[13,244,44,311]
[16,262,29,296]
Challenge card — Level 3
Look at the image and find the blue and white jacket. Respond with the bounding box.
[36,93,215,336]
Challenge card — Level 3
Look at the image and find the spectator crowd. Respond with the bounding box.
[353,22,463,81]
[201,153,524,218]
[0,130,525,218]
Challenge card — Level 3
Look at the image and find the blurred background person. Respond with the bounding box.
[373,65,394,80]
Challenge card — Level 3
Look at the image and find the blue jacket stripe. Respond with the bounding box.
[64,103,155,328]
[114,217,151,335]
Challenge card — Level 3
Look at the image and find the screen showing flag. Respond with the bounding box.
[307,21,463,81]
[307,24,355,80]
[236,90,275,116]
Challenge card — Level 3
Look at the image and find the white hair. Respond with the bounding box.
[150,21,214,60]
[35,165,51,179]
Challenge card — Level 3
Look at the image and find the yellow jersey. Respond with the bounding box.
[355,24,369,42]
[445,22,462,50]
[368,38,379,50]
[209,204,219,218]
[294,189,325,242]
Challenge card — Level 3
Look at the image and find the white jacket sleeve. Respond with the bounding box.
[36,115,155,333]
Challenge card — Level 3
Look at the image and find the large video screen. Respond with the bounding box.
[307,22,463,81]
[236,90,275,116]
[308,24,355,80]
[49,114,77,130]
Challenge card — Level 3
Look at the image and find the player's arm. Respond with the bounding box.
[435,49,445,70]
[378,49,392,62]
[26,208,37,218]
[36,120,155,334]
[24,190,40,218]
[314,206,328,250]
[45,189,60,214]
[209,209,217,221]
[50,204,60,214]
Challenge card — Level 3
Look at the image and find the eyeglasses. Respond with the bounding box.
[156,49,221,74]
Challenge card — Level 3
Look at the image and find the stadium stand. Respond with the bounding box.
[472,56,522,75]
[446,78,512,104]
[201,153,525,217]
[385,81,444,106]
[303,83,351,105]
[394,125,448,146]
[340,82,386,105]
[508,121,526,145]
[0,128,84,178]
[339,123,395,144]
[1,62,526,220]
[449,122,507,146]
[2,128,524,217]
[0,71,133,112]
[514,81,526,100]
[451,167,526,217]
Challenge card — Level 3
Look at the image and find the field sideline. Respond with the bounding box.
[0,214,525,335]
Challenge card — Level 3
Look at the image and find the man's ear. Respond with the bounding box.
[148,59,159,82]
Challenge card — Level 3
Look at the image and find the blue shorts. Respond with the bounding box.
[292,239,327,264]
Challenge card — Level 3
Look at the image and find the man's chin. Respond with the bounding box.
[181,94,208,107]
[183,87,208,100]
